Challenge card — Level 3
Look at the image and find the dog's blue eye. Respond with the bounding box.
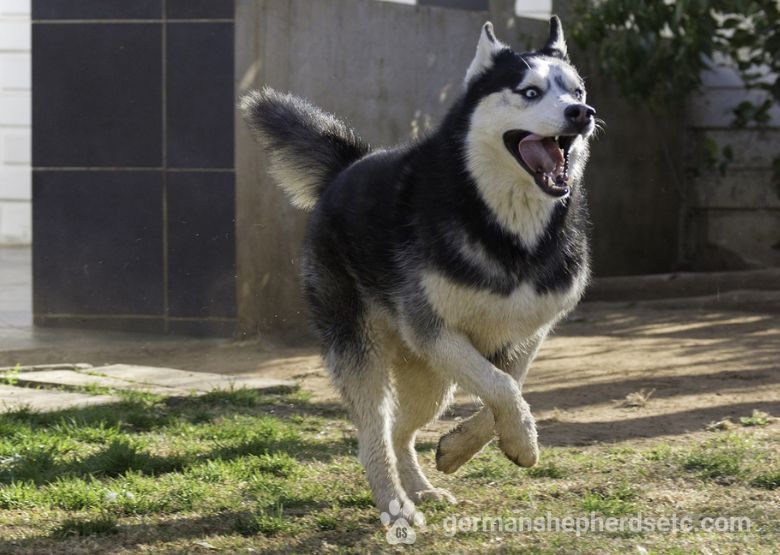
[574,88,584,100]
[520,87,540,99]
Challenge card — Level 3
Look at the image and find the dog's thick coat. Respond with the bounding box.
[242,17,596,519]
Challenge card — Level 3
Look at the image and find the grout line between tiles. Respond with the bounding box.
[162,0,169,334]
[32,19,234,24]
[32,167,234,172]
[35,314,237,322]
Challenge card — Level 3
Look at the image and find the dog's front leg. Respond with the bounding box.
[435,334,544,473]
[425,331,538,468]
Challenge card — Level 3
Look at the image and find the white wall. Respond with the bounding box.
[0,0,31,245]
[378,0,553,19]
[514,0,551,19]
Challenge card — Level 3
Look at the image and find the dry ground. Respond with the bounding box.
[5,296,778,446]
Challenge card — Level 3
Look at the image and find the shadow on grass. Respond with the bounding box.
[0,390,355,486]
[0,509,378,554]
[0,438,191,485]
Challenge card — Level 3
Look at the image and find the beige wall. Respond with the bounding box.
[235,0,521,335]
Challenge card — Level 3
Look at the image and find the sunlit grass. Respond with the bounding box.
[0,391,777,553]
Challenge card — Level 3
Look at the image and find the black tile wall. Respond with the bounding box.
[166,0,234,19]
[167,171,236,318]
[33,171,164,315]
[166,23,234,168]
[32,0,162,20]
[32,3,237,337]
[32,23,162,167]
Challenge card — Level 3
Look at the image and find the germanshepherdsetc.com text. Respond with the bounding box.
[440,512,752,537]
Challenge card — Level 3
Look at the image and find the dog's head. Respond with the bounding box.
[463,17,597,199]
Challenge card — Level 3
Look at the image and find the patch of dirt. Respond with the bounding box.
[3,295,779,449]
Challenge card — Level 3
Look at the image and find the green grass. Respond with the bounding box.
[80,383,114,396]
[751,471,780,490]
[681,434,751,482]
[233,504,293,537]
[1,364,21,386]
[526,460,566,479]
[0,391,777,553]
[53,514,118,538]
[581,484,637,516]
[740,410,772,427]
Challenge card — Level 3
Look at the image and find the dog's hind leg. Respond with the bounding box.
[326,345,418,521]
[391,357,456,504]
[435,335,544,474]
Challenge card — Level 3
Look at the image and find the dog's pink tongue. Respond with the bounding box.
[518,134,563,174]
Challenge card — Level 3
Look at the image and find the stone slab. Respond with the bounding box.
[0,384,117,412]
[586,268,780,303]
[91,364,297,393]
[0,364,296,413]
[2,369,175,395]
[0,363,92,372]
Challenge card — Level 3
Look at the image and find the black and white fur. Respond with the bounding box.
[241,17,596,521]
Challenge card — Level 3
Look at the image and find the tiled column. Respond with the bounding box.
[32,0,236,336]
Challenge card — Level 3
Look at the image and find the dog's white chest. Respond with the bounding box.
[421,271,583,353]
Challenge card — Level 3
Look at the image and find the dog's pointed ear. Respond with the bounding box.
[540,15,568,60]
[465,22,506,88]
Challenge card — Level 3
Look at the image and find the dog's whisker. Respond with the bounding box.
[519,55,532,71]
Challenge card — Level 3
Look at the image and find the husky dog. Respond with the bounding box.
[241,17,596,519]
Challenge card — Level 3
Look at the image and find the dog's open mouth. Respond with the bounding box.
[503,131,576,197]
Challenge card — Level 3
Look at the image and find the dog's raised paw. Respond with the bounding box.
[435,428,487,474]
[410,488,457,505]
[498,437,539,468]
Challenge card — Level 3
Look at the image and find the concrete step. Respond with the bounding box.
[4,369,176,395]
[90,364,296,393]
[0,364,297,413]
[0,363,93,373]
[583,289,780,314]
[0,384,117,412]
[585,268,780,303]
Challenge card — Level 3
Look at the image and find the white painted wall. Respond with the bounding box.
[514,0,551,19]
[0,0,31,245]
[378,0,553,19]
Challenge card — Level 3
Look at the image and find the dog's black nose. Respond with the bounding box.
[564,104,596,129]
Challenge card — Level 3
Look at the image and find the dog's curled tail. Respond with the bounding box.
[239,87,370,211]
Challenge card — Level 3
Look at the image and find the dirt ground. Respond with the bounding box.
[4,290,779,449]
